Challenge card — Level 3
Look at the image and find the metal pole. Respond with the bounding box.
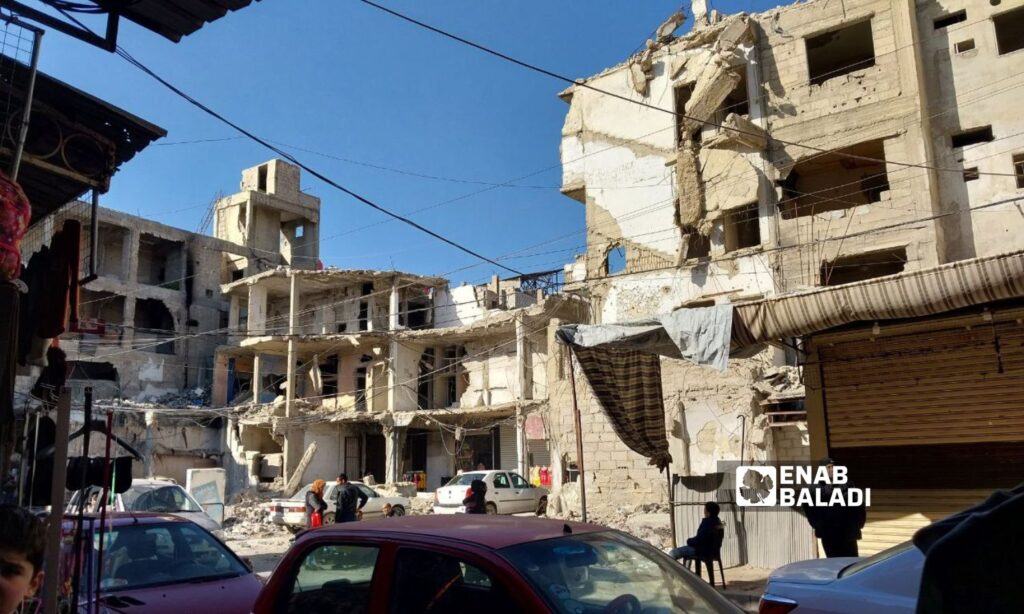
[95,411,114,614]
[89,189,99,279]
[668,471,677,549]
[69,387,92,610]
[41,389,71,614]
[16,407,30,504]
[27,411,40,507]
[10,27,42,181]
[567,350,587,523]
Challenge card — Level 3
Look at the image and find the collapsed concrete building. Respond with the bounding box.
[549,0,1024,561]
[218,265,585,494]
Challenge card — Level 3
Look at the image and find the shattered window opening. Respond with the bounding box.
[683,224,711,260]
[724,202,761,253]
[604,245,627,275]
[778,139,890,219]
[805,20,876,86]
[1013,154,1024,189]
[951,126,994,149]
[137,234,184,289]
[674,83,700,146]
[994,6,1024,55]
[820,246,907,286]
[963,167,980,182]
[134,298,176,355]
[933,10,967,29]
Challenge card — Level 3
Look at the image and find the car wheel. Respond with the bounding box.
[392,505,406,517]
[323,512,336,524]
[536,497,548,516]
[485,502,498,515]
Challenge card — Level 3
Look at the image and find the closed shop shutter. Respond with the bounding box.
[499,424,518,471]
[528,439,551,468]
[814,313,1024,554]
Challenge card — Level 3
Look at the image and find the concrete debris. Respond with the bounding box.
[655,10,686,43]
[114,387,211,409]
[222,489,288,539]
[628,42,657,96]
[676,143,705,228]
[669,54,690,80]
[691,0,709,28]
[703,113,768,151]
[550,495,674,550]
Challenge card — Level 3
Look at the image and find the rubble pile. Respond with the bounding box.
[549,496,674,550]
[410,494,434,515]
[117,387,212,408]
[222,490,287,539]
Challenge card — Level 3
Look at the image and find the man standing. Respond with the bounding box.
[334,473,368,523]
[804,457,866,558]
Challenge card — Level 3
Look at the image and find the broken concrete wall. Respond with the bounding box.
[459,339,518,407]
[915,0,1024,263]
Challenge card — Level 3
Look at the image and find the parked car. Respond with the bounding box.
[67,478,223,536]
[433,470,548,515]
[759,541,924,614]
[253,514,743,613]
[267,481,409,531]
[61,512,263,614]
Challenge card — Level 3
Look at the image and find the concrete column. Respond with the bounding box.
[384,422,404,484]
[389,279,400,331]
[387,338,398,413]
[122,297,136,350]
[252,353,263,405]
[515,314,528,476]
[284,272,300,481]
[228,295,240,338]
[125,228,141,283]
[248,284,268,336]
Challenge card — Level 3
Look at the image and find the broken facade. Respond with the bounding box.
[554,0,1024,555]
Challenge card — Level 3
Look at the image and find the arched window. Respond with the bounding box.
[604,245,626,275]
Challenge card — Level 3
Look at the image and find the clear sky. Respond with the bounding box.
[36,0,777,284]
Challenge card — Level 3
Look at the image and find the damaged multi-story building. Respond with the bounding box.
[549,0,1024,563]
[209,163,586,493]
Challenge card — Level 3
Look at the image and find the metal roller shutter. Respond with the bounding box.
[499,424,518,471]
[528,439,551,468]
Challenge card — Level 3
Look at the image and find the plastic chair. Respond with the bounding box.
[683,525,727,588]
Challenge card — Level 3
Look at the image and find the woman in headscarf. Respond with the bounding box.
[305,479,328,528]
[462,479,488,514]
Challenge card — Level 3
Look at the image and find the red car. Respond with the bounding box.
[254,515,743,613]
[58,513,263,613]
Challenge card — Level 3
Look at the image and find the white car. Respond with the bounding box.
[267,481,409,531]
[759,541,923,613]
[432,470,548,515]
[66,478,223,537]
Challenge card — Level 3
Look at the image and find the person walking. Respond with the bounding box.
[804,457,866,558]
[334,473,368,523]
[462,479,488,514]
[305,479,328,529]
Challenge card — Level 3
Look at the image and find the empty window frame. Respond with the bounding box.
[951,126,994,148]
[820,247,907,286]
[954,39,976,53]
[994,6,1024,55]
[682,225,711,260]
[778,139,890,219]
[1014,154,1024,189]
[674,83,700,146]
[604,245,627,275]
[963,167,980,182]
[257,164,268,192]
[934,10,967,29]
[724,202,761,252]
[806,20,876,85]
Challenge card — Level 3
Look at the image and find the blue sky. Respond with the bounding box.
[37,0,776,284]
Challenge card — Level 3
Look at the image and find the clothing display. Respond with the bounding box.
[0,171,31,282]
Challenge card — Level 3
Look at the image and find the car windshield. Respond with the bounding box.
[92,522,248,592]
[123,485,204,513]
[500,531,730,614]
[839,541,915,578]
[446,473,486,486]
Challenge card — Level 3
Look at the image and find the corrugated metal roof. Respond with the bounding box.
[97,0,260,42]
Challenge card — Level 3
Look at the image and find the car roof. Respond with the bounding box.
[305,515,606,550]
[66,512,192,526]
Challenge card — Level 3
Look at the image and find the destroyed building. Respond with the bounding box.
[211,192,586,493]
[551,0,1024,561]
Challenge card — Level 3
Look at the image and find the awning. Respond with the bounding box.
[732,249,1024,348]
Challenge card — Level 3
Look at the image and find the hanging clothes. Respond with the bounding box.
[17,248,49,365]
[0,170,31,282]
[37,220,81,338]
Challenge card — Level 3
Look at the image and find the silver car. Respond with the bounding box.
[267,481,410,531]
[432,470,549,515]
[67,479,223,536]
[759,542,923,613]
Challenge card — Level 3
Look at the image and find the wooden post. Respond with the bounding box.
[42,389,71,614]
[668,471,677,549]
[568,350,587,523]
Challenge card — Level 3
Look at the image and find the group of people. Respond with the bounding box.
[303,473,403,528]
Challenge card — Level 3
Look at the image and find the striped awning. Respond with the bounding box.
[732,249,1024,348]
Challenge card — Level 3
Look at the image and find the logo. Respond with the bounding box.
[734,464,871,508]
[736,466,777,506]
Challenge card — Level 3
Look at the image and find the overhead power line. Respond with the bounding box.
[356,0,1021,179]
